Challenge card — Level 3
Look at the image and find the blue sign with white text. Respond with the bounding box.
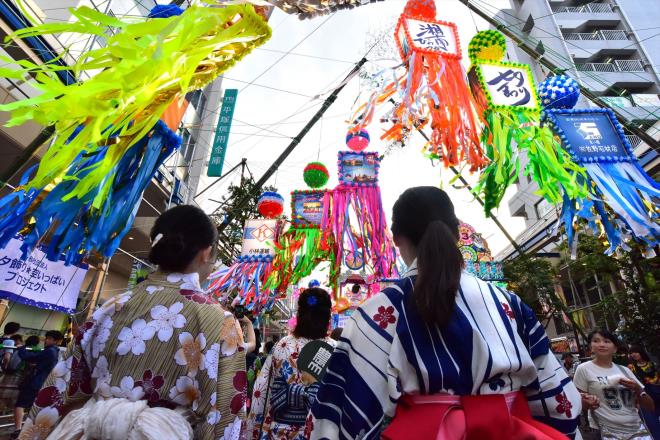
[553,112,629,163]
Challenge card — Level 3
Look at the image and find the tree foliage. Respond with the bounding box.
[503,255,556,318]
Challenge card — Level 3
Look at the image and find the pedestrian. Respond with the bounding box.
[309,186,581,439]
[1,322,21,372]
[247,287,334,440]
[628,344,660,439]
[563,352,580,379]
[12,330,63,438]
[574,329,655,440]
[17,205,250,440]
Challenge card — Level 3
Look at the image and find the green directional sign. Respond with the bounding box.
[207,88,238,177]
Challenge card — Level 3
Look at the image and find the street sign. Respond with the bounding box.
[207,88,238,177]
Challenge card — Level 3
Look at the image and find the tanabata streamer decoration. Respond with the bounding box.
[266,0,381,20]
[0,122,181,264]
[303,162,330,189]
[467,30,588,216]
[0,3,271,261]
[323,151,398,280]
[207,219,279,312]
[266,189,336,292]
[351,0,486,171]
[458,221,504,282]
[257,191,285,218]
[539,76,660,254]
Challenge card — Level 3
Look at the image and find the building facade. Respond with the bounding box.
[0,0,223,334]
[493,0,660,340]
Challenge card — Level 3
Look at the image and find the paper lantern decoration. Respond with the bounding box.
[303,162,330,188]
[538,75,580,110]
[540,79,660,254]
[0,3,270,262]
[468,30,587,216]
[346,129,370,152]
[457,221,504,281]
[266,190,337,293]
[348,0,486,172]
[323,151,398,280]
[257,191,284,218]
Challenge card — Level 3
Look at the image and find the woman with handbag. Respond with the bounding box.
[574,330,655,440]
[308,186,582,440]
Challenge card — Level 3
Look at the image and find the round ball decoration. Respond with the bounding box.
[303,162,330,188]
[537,75,580,110]
[402,0,436,19]
[346,129,370,152]
[308,279,321,288]
[257,191,284,218]
[468,30,506,64]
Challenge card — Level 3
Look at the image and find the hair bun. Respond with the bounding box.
[149,232,186,268]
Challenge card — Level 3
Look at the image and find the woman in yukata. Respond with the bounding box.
[19,205,254,440]
[309,186,583,440]
[247,287,334,440]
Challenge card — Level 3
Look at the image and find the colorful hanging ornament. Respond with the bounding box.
[266,189,337,293]
[322,151,398,281]
[458,221,504,282]
[345,129,370,152]
[350,0,486,171]
[0,3,270,261]
[467,30,588,216]
[303,162,330,188]
[207,219,280,312]
[257,191,285,218]
[540,75,660,255]
[0,121,181,264]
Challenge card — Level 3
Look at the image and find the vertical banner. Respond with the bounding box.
[207,88,238,177]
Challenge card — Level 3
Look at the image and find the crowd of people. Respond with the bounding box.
[0,187,657,439]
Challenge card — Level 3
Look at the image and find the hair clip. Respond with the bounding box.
[307,295,318,306]
[151,233,164,248]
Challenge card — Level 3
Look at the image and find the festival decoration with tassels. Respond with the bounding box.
[0,3,271,261]
[539,75,660,255]
[257,191,285,218]
[322,150,398,281]
[467,30,588,216]
[266,189,337,293]
[0,121,180,264]
[207,217,281,312]
[349,0,486,171]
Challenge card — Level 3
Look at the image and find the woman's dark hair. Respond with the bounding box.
[391,187,463,326]
[351,284,361,294]
[3,322,20,335]
[45,330,64,341]
[629,344,651,362]
[264,341,275,355]
[587,328,620,347]
[149,205,218,272]
[294,288,332,339]
[25,335,40,347]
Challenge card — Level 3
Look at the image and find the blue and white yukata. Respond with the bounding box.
[309,262,582,439]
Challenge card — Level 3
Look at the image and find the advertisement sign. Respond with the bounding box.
[240,219,277,257]
[292,190,324,228]
[477,61,538,111]
[550,111,629,163]
[338,151,379,186]
[207,88,238,177]
[0,236,87,313]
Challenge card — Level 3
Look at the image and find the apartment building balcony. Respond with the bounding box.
[575,60,655,93]
[563,30,636,61]
[553,4,620,31]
